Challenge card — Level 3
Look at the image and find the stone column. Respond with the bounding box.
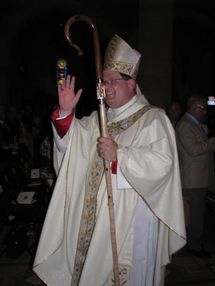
[138,0,174,108]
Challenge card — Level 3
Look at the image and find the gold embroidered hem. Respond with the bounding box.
[108,264,131,286]
[71,152,104,285]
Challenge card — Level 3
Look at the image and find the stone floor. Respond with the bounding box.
[165,202,215,286]
[166,252,215,285]
[0,203,215,286]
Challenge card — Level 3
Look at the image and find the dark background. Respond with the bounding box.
[0,3,215,279]
[0,0,215,119]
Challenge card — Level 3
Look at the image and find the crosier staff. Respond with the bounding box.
[64,15,120,286]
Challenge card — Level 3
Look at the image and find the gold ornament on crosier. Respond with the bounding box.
[57,58,67,85]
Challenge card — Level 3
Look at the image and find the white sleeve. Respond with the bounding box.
[116,165,132,189]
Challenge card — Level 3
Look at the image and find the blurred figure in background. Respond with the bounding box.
[176,94,215,257]
[166,100,183,128]
[40,115,56,192]
[4,105,21,144]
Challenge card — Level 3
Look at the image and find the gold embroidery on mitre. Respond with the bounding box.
[103,34,141,79]
[104,62,135,78]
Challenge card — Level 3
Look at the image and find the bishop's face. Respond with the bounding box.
[102,71,135,109]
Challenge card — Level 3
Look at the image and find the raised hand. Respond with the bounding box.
[58,75,83,114]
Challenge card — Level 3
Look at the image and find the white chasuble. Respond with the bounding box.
[33,94,186,286]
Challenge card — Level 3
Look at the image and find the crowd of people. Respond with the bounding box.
[0,103,56,186]
[0,102,57,260]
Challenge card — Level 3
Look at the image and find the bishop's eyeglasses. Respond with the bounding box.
[103,78,126,86]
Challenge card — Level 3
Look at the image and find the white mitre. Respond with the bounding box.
[103,34,141,79]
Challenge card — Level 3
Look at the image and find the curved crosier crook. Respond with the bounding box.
[64,15,102,80]
[64,14,120,286]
